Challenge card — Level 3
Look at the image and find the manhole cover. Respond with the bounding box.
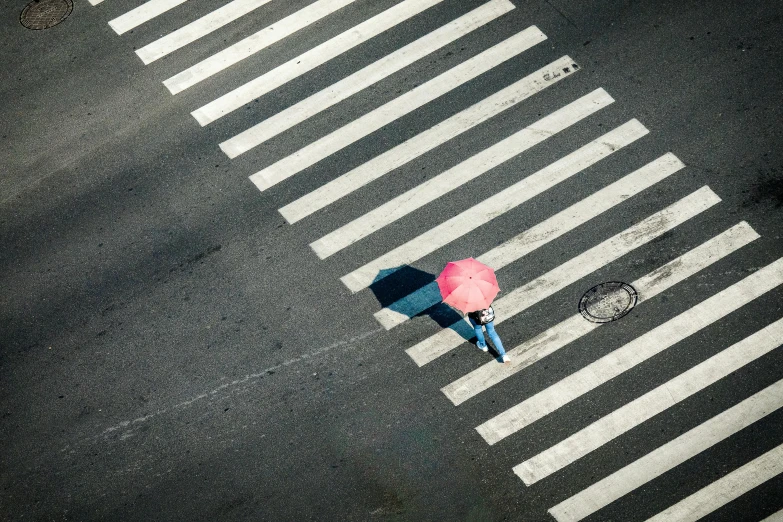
[20,0,73,30]
[579,281,638,323]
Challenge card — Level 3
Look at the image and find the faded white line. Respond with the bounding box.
[406,183,716,367]
[549,377,783,522]
[645,442,783,522]
[515,317,783,484]
[191,0,452,122]
[97,326,385,441]
[163,0,362,92]
[247,26,547,186]
[478,256,783,446]
[318,88,612,268]
[355,119,648,303]
[219,0,514,155]
[280,55,581,224]
[443,222,759,405]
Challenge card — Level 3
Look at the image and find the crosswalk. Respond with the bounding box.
[441,221,760,405]
[91,0,783,519]
[247,25,550,186]
[406,185,719,366]
[220,0,515,156]
[516,318,783,485]
[550,377,783,522]
[477,257,783,445]
[355,119,651,302]
[279,52,580,223]
[317,88,613,264]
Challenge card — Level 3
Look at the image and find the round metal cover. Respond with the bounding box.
[20,0,73,30]
[579,281,638,323]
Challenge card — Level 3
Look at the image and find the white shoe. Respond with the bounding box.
[478,344,488,352]
[501,354,511,364]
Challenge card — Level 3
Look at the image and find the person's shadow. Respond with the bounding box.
[369,265,497,354]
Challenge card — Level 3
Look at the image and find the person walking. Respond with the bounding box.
[468,305,510,363]
[435,257,508,363]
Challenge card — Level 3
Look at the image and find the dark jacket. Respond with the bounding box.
[468,306,495,325]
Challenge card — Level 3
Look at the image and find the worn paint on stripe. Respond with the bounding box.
[191,0,453,122]
[318,88,613,268]
[359,119,648,312]
[246,27,547,187]
[163,0,363,93]
[548,377,783,522]
[219,0,515,155]
[515,317,783,484]
[477,256,783,446]
[645,442,783,522]
[109,0,190,35]
[442,222,759,405]
[406,183,715,367]
[279,54,580,224]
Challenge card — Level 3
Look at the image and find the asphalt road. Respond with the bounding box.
[1,0,782,520]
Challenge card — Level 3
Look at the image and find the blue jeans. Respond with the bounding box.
[468,317,506,356]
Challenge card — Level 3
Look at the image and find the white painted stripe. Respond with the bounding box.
[89,0,103,6]
[163,0,363,93]
[477,256,783,446]
[375,148,685,330]
[191,0,455,123]
[245,27,548,183]
[762,509,783,522]
[548,377,783,522]
[357,119,648,307]
[136,0,279,64]
[374,283,443,330]
[405,182,716,367]
[280,54,579,224]
[219,0,515,155]
[442,222,759,405]
[516,317,783,484]
[109,0,190,35]
[645,442,783,522]
[318,88,613,268]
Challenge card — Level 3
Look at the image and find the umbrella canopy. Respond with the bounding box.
[436,258,499,313]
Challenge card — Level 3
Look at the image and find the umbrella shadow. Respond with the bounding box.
[368,266,476,343]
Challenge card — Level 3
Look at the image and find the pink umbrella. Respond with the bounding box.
[436,258,500,313]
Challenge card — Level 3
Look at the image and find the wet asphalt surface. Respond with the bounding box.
[1,0,783,520]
